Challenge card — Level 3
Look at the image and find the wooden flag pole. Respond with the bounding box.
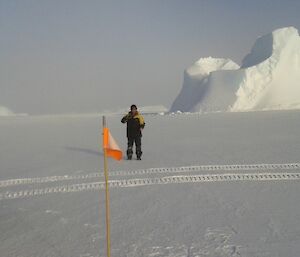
[102,116,111,257]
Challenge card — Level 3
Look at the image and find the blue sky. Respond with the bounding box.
[1,0,300,114]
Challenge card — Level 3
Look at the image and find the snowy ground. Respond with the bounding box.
[0,110,300,257]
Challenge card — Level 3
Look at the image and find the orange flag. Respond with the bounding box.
[103,127,123,161]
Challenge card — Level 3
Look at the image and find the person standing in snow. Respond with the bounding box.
[121,104,145,160]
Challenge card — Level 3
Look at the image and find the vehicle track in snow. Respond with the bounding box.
[1,171,300,201]
[0,162,299,188]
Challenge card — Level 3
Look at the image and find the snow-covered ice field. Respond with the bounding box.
[1,110,300,257]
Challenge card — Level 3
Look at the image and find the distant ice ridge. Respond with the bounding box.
[117,105,168,114]
[170,27,300,113]
[0,106,15,116]
[0,105,28,117]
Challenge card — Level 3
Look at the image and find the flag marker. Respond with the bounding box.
[102,116,122,257]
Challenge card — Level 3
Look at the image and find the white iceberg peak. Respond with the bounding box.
[187,57,239,76]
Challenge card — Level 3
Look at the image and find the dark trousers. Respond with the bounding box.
[127,136,142,157]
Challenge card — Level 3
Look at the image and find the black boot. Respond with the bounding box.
[136,150,142,160]
[127,147,133,160]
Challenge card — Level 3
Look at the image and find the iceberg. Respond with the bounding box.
[170,27,300,112]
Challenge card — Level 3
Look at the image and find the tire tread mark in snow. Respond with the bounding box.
[1,172,300,200]
[0,163,299,188]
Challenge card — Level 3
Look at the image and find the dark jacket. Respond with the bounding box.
[121,111,145,138]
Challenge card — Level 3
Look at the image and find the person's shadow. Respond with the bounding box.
[65,146,103,156]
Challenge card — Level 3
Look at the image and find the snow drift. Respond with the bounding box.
[170,27,300,112]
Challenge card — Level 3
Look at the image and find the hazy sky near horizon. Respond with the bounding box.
[1,0,300,114]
